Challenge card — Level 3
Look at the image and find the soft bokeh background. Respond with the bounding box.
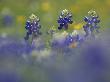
[0,0,110,82]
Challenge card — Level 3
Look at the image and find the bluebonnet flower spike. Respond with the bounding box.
[65,30,81,47]
[24,14,42,42]
[83,10,100,37]
[57,9,73,30]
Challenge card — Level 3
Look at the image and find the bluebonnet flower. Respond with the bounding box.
[83,10,100,37]
[24,14,42,42]
[65,30,79,46]
[65,30,84,48]
[57,9,73,30]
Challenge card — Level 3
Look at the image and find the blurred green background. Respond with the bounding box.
[0,0,109,37]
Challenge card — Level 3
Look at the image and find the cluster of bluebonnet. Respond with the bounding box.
[57,9,73,30]
[24,14,42,41]
[83,10,100,37]
[65,31,81,46]
[24,9,101,48]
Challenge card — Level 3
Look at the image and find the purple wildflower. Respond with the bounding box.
[83,10,100,37]
[57,9,73,30]
[24,14,42,42]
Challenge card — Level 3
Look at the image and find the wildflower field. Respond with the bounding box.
[0,0,110,82]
